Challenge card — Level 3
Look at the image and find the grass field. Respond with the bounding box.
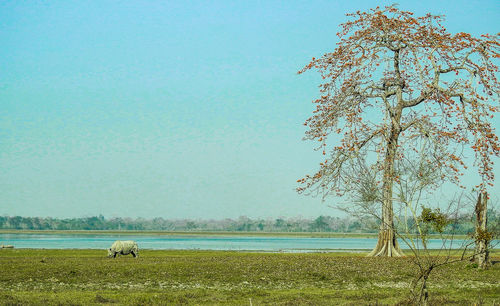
[0,249,499,305]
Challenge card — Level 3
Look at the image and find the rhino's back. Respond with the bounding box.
[121,241,137,250]
[110,240,123,250]
[111,240,137,252]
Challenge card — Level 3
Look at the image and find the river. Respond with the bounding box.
[1,233,487,252]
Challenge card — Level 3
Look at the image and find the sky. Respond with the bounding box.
[1,0,499,219]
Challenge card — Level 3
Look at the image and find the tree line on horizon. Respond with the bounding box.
[1,212,498,234]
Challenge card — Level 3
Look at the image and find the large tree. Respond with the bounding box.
[297,6,499,256]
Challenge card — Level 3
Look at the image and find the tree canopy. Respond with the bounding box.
[298,5,499,256]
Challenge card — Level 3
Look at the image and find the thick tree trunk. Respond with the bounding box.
[367,122,403,257]
[368,49,406,257]
[367,227,403,257]
[474,191,490,269]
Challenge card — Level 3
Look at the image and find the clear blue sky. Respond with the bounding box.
[1,0,499,219]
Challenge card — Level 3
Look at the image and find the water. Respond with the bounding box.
[1,233,489,252]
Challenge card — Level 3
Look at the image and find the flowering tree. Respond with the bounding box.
[297,6,499,257]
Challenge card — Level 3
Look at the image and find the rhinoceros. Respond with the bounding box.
[108,240,139,258]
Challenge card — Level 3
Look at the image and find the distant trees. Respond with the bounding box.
[0,213,496,233]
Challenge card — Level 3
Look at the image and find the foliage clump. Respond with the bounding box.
[419,207,450,234]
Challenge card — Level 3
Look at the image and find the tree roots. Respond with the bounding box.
[367,229,404,257]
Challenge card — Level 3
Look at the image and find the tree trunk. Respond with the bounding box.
[475,191,490,269]
[368,49,406,257]
[367,122,404,257]
[411,265,433,306]
[367,227,403,257]
[420,275,429,306]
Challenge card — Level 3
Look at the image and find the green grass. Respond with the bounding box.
[0,249,499,305]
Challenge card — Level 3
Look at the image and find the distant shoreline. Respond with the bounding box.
[0,229,378,238]
[0,230,468,240]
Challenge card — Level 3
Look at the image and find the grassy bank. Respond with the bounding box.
[0,229,380,238]
[0,249,499,305]
[0,229,471,240]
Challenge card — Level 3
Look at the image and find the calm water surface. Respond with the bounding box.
[0,233,486,252]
